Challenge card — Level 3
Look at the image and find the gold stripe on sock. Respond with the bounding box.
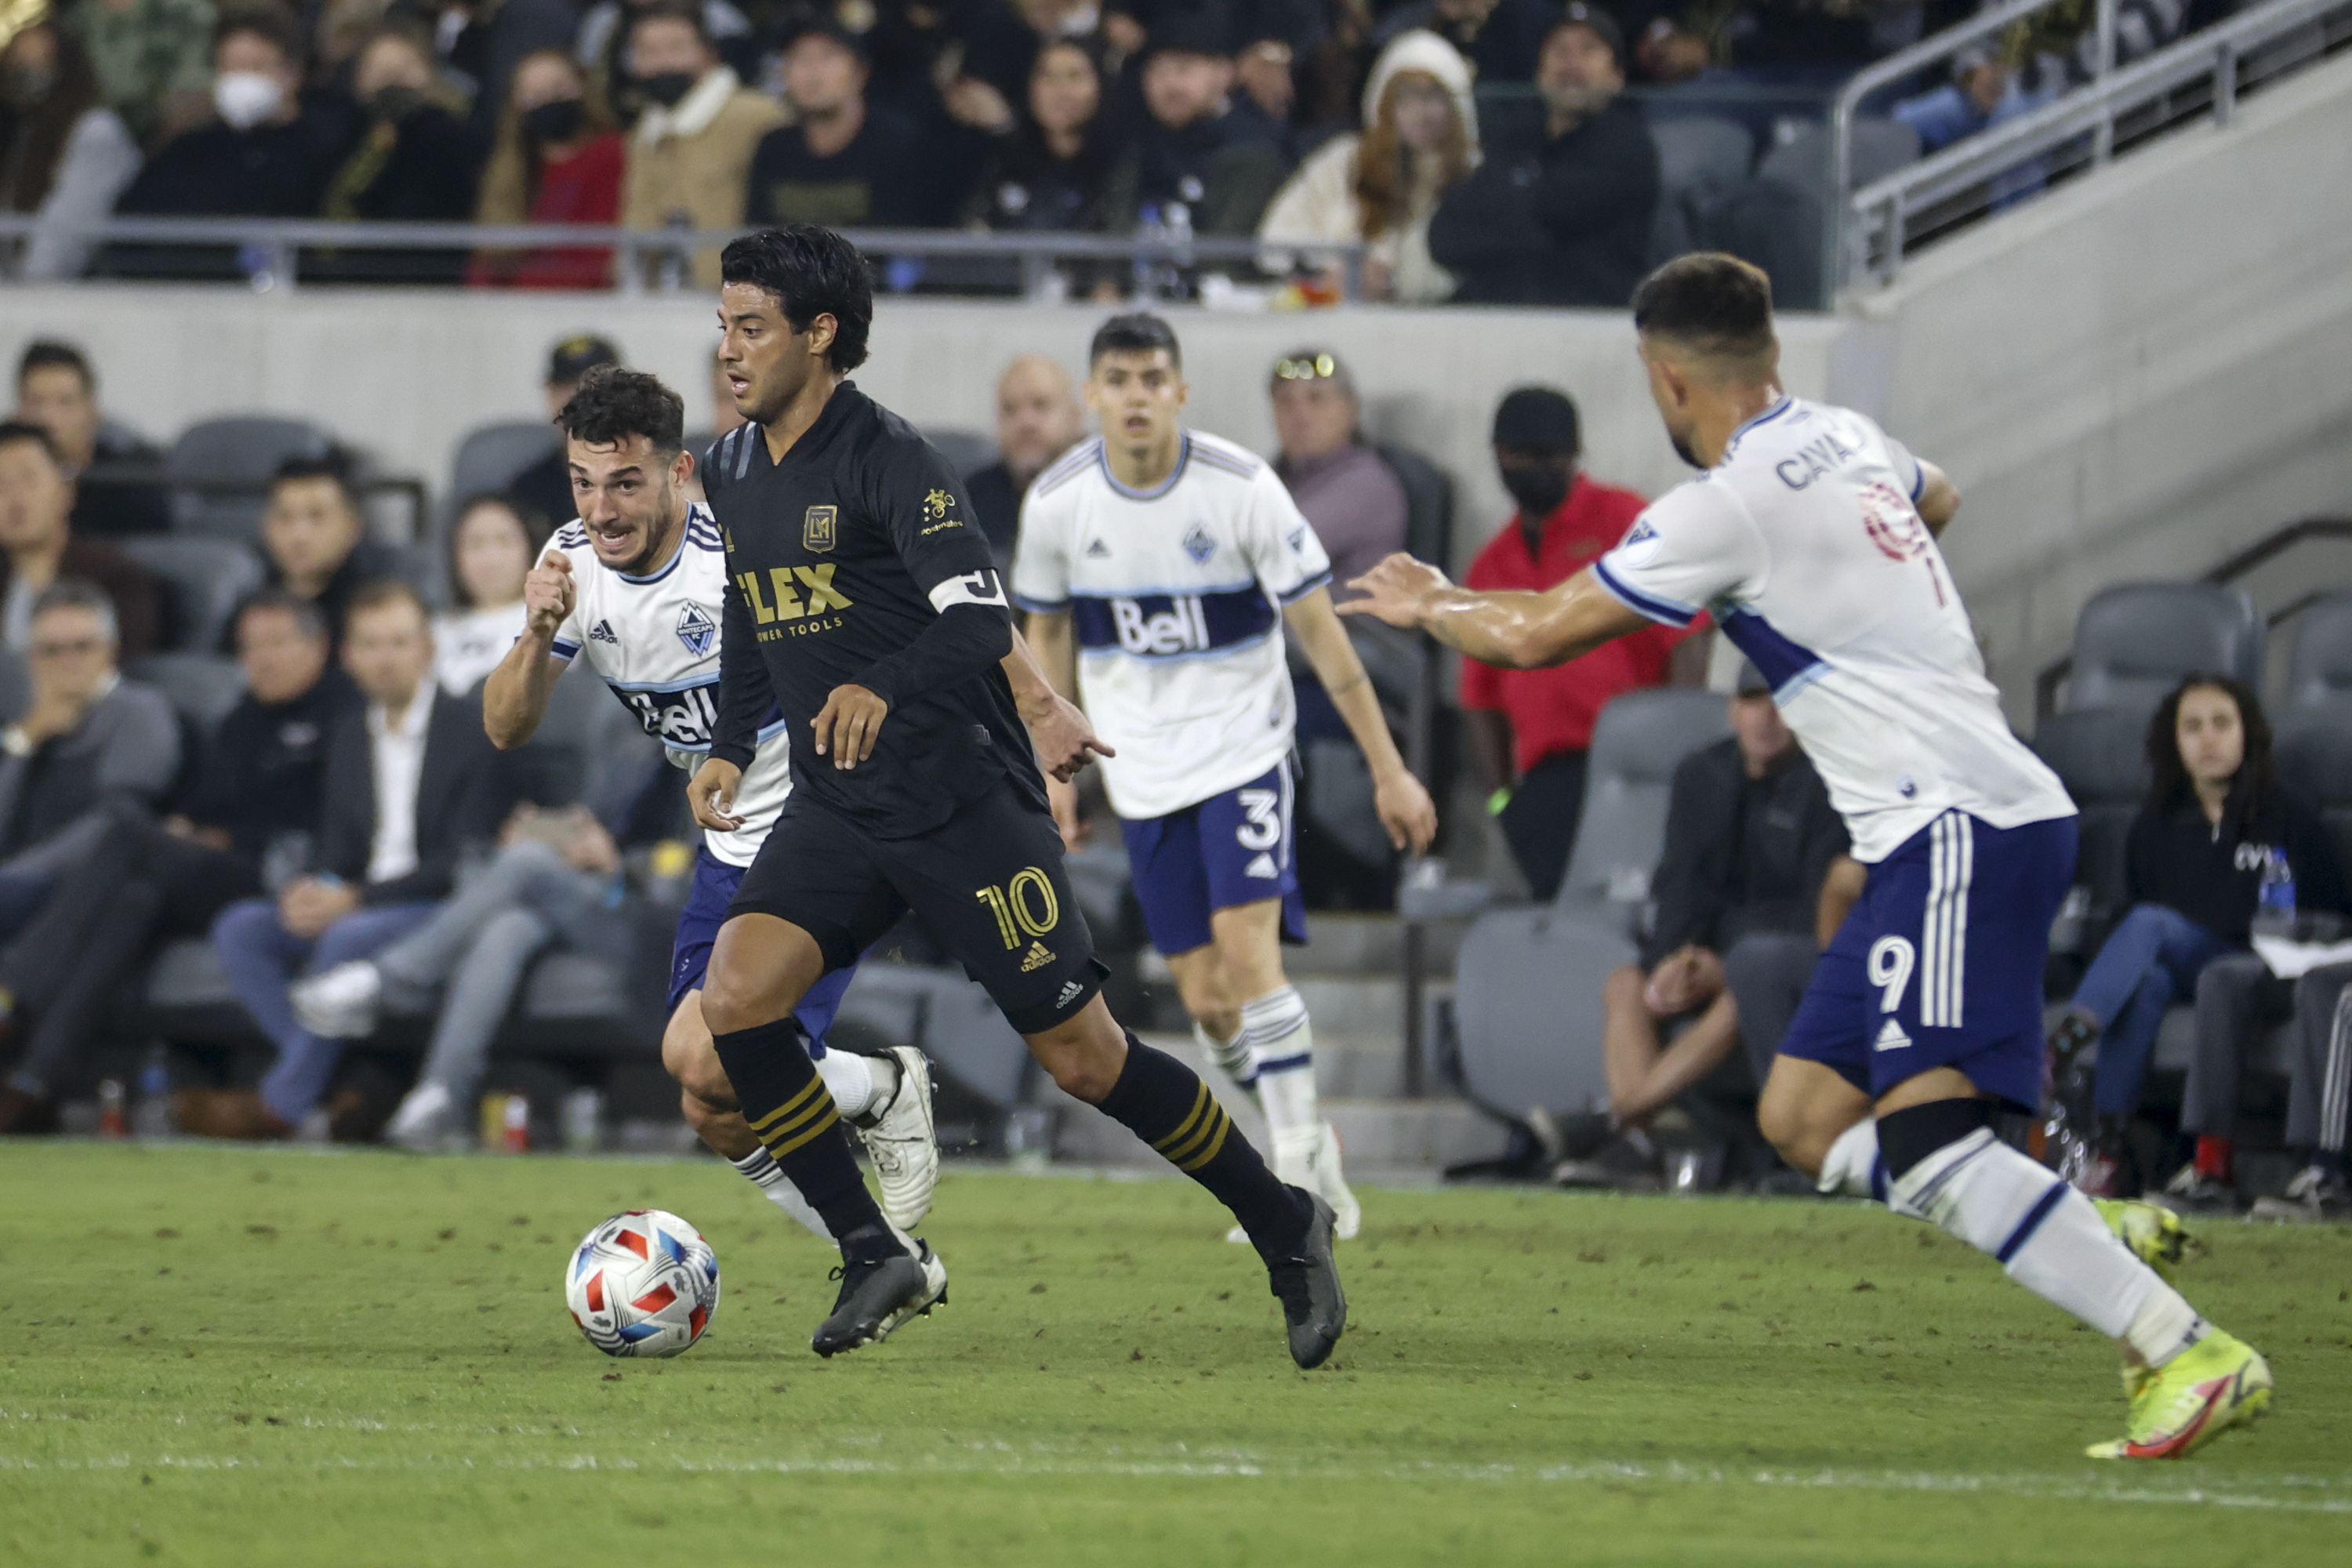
[1150,1082,1213,1156]
[1163,1102,1230,1170]
[1171,1107,1232,1172]
[747,1076,826,1135]
[756,1091,837,1152]
[763,1104,842,1159]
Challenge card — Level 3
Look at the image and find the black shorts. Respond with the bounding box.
[727,777,1105,1036]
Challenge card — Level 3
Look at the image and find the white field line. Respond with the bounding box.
[0,1446,2347,1513]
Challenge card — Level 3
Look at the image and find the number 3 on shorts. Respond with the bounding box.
[1236,788,1281,851]
[1867,935,1915,1014]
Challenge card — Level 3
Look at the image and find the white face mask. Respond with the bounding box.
[214,71,285,130]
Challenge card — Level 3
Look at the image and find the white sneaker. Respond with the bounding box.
[291,960,383,1039]
[384,1080,454,1152]
[854,1047,939,1230]
[1313,1121,1361,1241]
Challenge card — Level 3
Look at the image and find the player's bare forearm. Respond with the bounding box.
[483,635,565,750]
[1285,588,1437,853]
[1915,460,1959,537]
[1006,619,1110,781]
[1341,555,1652,671]
[1018,613,1078,702]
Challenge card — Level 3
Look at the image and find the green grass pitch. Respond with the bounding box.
[2,1142,2348,1566]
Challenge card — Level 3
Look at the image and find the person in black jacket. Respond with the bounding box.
[1425,5,1658,307]
[1554,666,1847,1187]
[312,27,485,285]
[188,581,503,1140]
[957,36,1130,298]
[0,590,354,1134]
[2049,675,2348,1207]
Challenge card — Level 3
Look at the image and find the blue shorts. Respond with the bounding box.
[669,847,855,1057]
[1779,811,2076,1111]
[1119,760,1308,957]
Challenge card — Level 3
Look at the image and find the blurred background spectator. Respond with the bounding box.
[314,23,484,283]
[1428,3,1657,307]
[411,0,582,138]
[11,340,171,536]
[1259,26,1475,304]
[617,0,786,288]
[577,0,757,131]
[1373,0,1552,84]
[255,455,399,648]
[65,0,216,148]
[1267,347,1403,600]
[434,492,548,694]
[508,333,621,527]
[965,353,1084,567]
[0,588,352,1135]
[1,14,143,282]
[470,49,625,289]
[745,16,932,230]
[958,34,1127,296]
[0,419,163,657]
[1458,386,1696,899]
[1109,13,1292,238]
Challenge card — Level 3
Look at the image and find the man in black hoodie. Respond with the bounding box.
[1427,5,1659,307]
[1109,14,1293,238]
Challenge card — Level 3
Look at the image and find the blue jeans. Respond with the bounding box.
[212,896,436,1126]
[2070,903,2235,1117]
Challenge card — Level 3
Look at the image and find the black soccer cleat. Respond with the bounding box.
[810,1240,948,1358]
[1261,1192,1346,1370]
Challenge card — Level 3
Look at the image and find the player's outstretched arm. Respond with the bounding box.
[1007,618,1112,782]
[1914,460,1960,537]
[1283,586,1436,854]
[1339,554,1653,671]
[484,550,576,748]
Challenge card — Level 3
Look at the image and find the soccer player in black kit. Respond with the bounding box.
[688,225,1345,1366]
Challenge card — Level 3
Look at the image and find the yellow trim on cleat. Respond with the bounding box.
[2087,1330,2272,1460]
[2094,1198,2194,1283]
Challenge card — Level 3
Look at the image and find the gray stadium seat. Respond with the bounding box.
[2033,705,2151,943]
[1453,909,1635,1122]
[128,652,246,735]
[1555,688,1733,931]
[1652,114,1753,199]
[167,416,334,541]
[448,420,560,515]
[2282,593,2352,711]
[117,536,264,652]
[2064,582,2263,717]
[0,646,26,724]
[1759,118,1921,198]
[833,964,1033,1108]
[919,426,996,480]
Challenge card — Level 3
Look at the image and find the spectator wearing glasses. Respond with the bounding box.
[1259,28,1476,305]
[0,419,163,659]
[255,455,398,649]
[744,16,934,230]
[964,355,1086,569]
[1266,349,1405,604]
[0,590,353,1135]
[0,17,143,281]
[11,340,172,538]
[1427,4,1658,308]
[470,50,626,291]
[616,0,786,289]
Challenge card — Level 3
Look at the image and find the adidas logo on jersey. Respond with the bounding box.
[1056,979,1084,1007]
[1243,851,1278,879]
[588,620,618,644]
[1873,1018,1911,1052]
[1020,941,1056,972]
[1084,538,1111,558]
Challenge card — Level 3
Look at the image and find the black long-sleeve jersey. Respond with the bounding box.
[704,381,1047,839]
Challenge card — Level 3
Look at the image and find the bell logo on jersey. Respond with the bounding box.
[675,603,716,656]
[620,684,719,749]
[803,505,837,553]
[1111,596,1210,655]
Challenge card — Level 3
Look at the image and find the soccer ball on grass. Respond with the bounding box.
[564,1209,720,1357]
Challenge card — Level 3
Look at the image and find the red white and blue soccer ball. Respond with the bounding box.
[565,1209,720,1358]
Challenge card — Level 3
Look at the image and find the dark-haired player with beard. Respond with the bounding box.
[689,223,1347,1364]
[472,365,943,1239]
[1343,251,2271,1461]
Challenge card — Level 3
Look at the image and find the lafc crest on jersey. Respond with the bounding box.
[804,504,837,553]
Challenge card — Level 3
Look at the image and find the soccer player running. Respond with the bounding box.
[1013,313,1437,1243]
[687,225,1347,1365]
[1342,253,2270,1460]
[474,365,942,1235]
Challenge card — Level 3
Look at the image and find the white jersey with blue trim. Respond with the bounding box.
[546,502,791,867]
[1011,429,1333,820]
[1592,395,2072,862]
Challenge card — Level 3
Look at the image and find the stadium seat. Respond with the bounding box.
[127,652,246,736]
[116,535,264,652]
[1758,118,1922,201]
[2281,592,2352,710]
[2274,706,2352,875]
[166,416,335,541]
[1451,907,1635,1123]
[2064,582,2264,717]
[1555,688,1733,932]
[2033,704,2150,942]
[0,646,26,724]
[1650,114,1755,199]
[919,426,996,481]
[833,964,1034,1109]
[447,421,560,517]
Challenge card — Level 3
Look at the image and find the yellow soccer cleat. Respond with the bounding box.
[2096,1197,2194,1283]
[2087,1330,2272,1460]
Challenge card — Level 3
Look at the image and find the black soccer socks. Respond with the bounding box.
[711,1017,892,1248]
[1099,1034,1309,1254]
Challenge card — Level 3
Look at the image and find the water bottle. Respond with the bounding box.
[132,1045,172,1139]
[2253,848,2297,938]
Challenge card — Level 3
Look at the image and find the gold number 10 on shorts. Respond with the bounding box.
[975,868,1060,949]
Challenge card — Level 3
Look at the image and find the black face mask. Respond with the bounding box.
[521,98,586,143]
[368,85,425,122]
[638,71,697,108]
[1499,459,1571,521]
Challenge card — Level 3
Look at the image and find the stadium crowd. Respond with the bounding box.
[0,310,2342,1221]
[0,0,2225,300]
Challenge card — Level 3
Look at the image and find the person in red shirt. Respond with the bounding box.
[469,52,626,292]
[1460,387,1704,899]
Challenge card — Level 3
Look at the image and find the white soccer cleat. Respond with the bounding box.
[383,1079,454,1152]
[1314,1121,1361,1240]
[291,960,383,1040]
[855,1047,940,1230]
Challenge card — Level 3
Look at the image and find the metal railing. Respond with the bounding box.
[0,214,1366,301]
[1838,0,2352,289]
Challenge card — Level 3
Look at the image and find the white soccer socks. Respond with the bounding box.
[1240,986,1318,1173]
[1882,1104,2206,1367]
[731,1146,833,1240]
[1815,1118,1887,1203]
[1195,1020,1258,1091]
[814,1047,896,1124]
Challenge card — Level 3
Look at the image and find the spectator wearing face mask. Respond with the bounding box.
[314,24,483,284]
[576,0,757,132]
[743,16,934,230]
[103,5,361,281]
[470,49,626,290]
[964,354,1086,568]
[1458,387,1697,901]
[0,19,142,281]
[64,0,215,147]
[616,0,786,288]
[411,0,581,139]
